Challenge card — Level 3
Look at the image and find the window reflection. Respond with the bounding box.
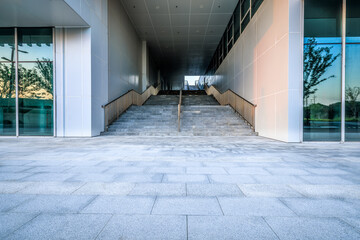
[18,28,53,62]
[303,0,342,141]
[0,28,16,135]
[18,62,53,136]
[345,0,360,141]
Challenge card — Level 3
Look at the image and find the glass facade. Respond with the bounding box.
[0,29,16,136]
[304,0,360,141]
[0,28,53,136]
[303,0,342,141]
[345,0,360,141]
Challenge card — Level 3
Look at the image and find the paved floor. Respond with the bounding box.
[0,136,360,239]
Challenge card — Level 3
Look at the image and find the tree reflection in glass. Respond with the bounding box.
[0,28,16,135]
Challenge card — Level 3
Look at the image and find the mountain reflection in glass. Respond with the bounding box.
[0,28,16,135]
[303,0,342,141]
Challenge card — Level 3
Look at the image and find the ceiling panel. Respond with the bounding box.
[121,0,148,14]
[129,14,152,27]
[190,14,210,26]
[168,0,191,14]
[189,26,207,35]
[120,0,239,76]
[146,0,170,14]
[150,14,171,27]
[206,25,227,35]
[212,0,240,13]
[171,14,190,26]
[191,0,214,14]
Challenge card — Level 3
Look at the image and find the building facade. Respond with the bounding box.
[0,0,359,142]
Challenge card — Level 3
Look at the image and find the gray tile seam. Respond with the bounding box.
[70,182,88,195]
[223,167,230,175]
[206,174,211,183]
[150,196,158,215]
[262,167,273,175]
[235,184,246,197]
[294,175,312,184]
[93,214,114,240]
[78,195,99,213]
[277,198,300,217]
[3,195,37,213]
[186,215,189,240]
[2,212,41,239]
[286,185,308,198]
[262,216,281,240]
[338,217,360,234]
[215,197,225,216]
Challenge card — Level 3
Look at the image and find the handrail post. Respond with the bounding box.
[178,89,182,132]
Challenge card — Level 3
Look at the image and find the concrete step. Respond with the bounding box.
[101,95,256,137]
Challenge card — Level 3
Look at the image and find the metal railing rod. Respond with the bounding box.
[178,89,182,132]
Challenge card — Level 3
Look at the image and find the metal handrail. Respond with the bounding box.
[178,89,182,132]
[204,84,256,130]
[205,84,256,107]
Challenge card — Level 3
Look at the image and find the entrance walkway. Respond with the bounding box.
[0,136,360,239]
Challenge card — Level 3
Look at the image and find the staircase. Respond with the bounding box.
[101,92,256,136]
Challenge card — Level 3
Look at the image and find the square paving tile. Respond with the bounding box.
[72,182,135,195]
[281,198,360,217]
[209,175,256,184]
[129,183,186,196]
[226,167,270,175]
[187,184,244,196]
[289,185,360,199]
[97,215,186,240]
[81,196,155,214]
[5,213,111,240]
[218,197,295,216]
[0,194,35,212]
[17,182,84,195]
[342,217,360,230]
[115,174,163,183]
[152,197,222,215]
[238,184,303,197]
[0,213,37,239]
[0,182,32,194]
[10,195,95,213]
[162,174,209,183]
[266,217,360,240]
[188,216,278,240]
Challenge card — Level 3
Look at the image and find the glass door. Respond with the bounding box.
[17,28,53,136]
[0,27,54,136]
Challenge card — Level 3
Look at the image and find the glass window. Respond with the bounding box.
[241,0,250,20]
[234,2,240,41]
[252,0,264,17]
[227,17,234,53]
[0,28,16,136]
[303,0,343,141]
[345,0,360,141]
[18,28,53,136]
[241,12,250,33]
[18,28,53,62]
